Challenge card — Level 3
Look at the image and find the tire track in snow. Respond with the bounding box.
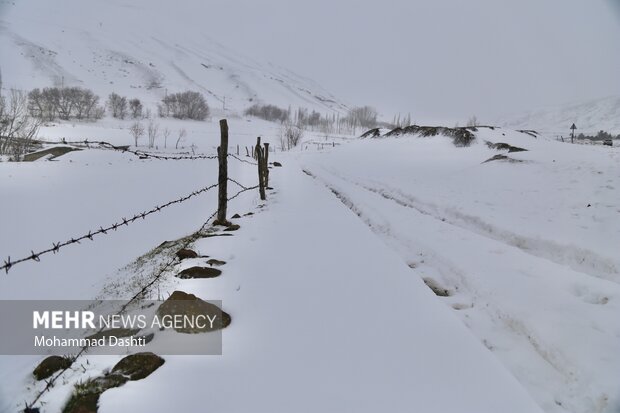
[315,167,619,285]
[302,166,619,413]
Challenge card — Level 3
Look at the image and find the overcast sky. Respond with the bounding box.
[200,0,620,123]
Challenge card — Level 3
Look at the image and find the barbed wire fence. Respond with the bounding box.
[1,182,217,273]
[41,138,260,164]
[2,119,269,274]
[23,180,260,410]
[7,118,276,411]
[19,118,272,410]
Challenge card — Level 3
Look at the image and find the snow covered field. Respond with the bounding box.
[301,129,620,413]
[1,122,618,413]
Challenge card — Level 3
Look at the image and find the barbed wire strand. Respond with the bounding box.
[1,182,220,274]
[43,139,261,164]
[48,139,219,160]
[228,153,258,166]
[25,183,259,410]
[227,177,250,190]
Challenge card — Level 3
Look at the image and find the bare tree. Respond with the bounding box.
[466,115,479,127]
[128,121,144,147]
[27,88,58,121]
[345,106,378,130]
[279,121,303,151]
[162,127,171,148]
[0,90,41,160]
[56,87,78,120]
[108,93,128,119]
[147,119,159,148]
[129,98,143,119]
[74,89,102,120]
[175,128,187,149]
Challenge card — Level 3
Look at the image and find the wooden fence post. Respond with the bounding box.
[216,119,229,224]
[257,145,266,200]
[263,142,270,188]
[254,136,261,160]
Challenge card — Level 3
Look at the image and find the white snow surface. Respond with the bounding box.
[300,128,620,413]
[0,122,567,413]
[100,163,543,413]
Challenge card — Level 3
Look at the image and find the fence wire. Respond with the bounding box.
[50,139,219,160]
[228,153,258,166]
[46,139,260,164]
[1,182,220,274]
[24,182,260,410]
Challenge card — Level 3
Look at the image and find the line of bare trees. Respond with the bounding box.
[245,103,381,141]
[28,87,104,121]
[245,104,288,123]
[107,93,146,120]
[129,118,184,149]
[25,87,210,123]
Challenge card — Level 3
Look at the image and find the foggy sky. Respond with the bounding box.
[201,0,620,123]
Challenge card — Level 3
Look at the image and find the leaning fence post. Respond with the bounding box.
[216,119,229,224]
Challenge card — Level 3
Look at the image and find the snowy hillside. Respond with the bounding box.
[0,0,347,115]
[498,96,620,135]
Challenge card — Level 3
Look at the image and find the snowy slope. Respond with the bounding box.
[498,96,620,135]
[0,0,347,115]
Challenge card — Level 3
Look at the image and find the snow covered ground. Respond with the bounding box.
[1,122,617,412]
[0,121,568,413]
[300,128,620,413]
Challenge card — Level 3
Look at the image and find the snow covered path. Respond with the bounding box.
[99,163,542,413]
